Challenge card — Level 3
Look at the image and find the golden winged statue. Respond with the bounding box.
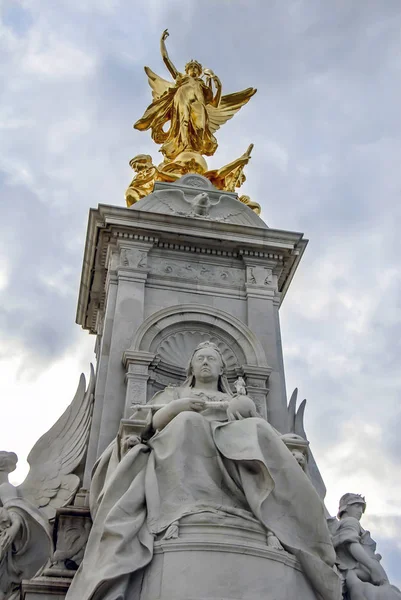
[134,29,256,167]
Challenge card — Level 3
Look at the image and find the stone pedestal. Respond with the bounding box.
[76,174,308,483]
[140,515,316,600]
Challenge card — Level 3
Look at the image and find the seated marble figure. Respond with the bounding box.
[331,493,401,600]
[67,341,341,600]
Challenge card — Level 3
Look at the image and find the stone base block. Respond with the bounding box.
[140,514,317,600]
[21,576,71,600]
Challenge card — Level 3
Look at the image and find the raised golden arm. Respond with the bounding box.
[204,69,222,108]
[212,75,222,107]
[160,29,178,80]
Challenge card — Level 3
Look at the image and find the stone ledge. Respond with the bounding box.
[21,576,71,598]
[154,537,302,571]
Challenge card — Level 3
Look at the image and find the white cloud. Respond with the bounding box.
[2,338,94,485]
[22,32,96,79]
[1,0,401,586]
[257,139,289,172]
[0,258,9,291]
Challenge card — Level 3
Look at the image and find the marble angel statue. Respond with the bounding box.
[67,341,341,600]
[0,367,94,598]
[134,29,256,162]
[330,493,401,600]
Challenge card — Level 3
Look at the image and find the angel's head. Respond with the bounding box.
[185,60,202,78]
[0,507,11,531]
[129,155,153,172]
[0,452,17,474]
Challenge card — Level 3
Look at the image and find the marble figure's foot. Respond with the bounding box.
[162,521,180,540]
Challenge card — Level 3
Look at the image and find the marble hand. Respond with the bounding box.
[187,397,207,412]
[0,520,18,558]
[369,561,388,586]
[167,396,207,414]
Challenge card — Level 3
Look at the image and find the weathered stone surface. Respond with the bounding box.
[76,176,308,475]
[46,506,91,576]
[67,341,341,600]
[141,516,318,600]
[22,576,71,600]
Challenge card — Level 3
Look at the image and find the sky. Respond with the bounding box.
[1,0,401,585]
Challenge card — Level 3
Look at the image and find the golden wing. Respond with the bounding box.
[206,87,257,134]
[144,66,174,100]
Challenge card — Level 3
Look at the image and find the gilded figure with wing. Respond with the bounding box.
[134,29,256,165]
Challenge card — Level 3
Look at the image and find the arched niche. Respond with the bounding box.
[123,305,271,417]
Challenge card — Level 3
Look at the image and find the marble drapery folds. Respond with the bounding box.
[67,407,341,600]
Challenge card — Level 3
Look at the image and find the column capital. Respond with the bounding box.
[123,350,156,370]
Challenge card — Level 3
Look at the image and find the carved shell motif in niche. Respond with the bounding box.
[157,331,237,370]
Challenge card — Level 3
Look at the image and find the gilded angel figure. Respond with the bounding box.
[134,29,256,162]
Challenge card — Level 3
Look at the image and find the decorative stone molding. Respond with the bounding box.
[156,241,239,257]
[239,249,284,260]
[149,260,244,288]
[76,203,308,333]
[44,507,91,577]
[238,364,273,419]
[120,248,148,269]
[246,265,276,287]
[172,173,215,189]
[123,350,156,415]
[140,515,317,600]
[112,232,159,243]
[114,239,155,286]
[21,576,71,599]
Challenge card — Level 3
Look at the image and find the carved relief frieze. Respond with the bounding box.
[179,174,212,188]
[149,259,244,287]
[246,265,276,287]
[45,508,92,577]
[120,248,148,269]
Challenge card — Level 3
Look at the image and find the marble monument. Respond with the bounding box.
[1,28,398,600]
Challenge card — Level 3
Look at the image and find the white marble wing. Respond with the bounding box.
[152,189,192,215]
[209,195,245,221]
[287,388,327,501]
[287,388,307,438]
[18,365,95,520]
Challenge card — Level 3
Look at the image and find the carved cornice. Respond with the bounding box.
[76,204,307,333]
